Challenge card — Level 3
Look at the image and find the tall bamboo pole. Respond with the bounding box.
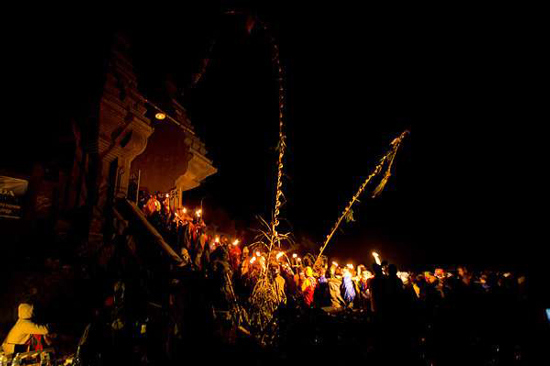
[315,130,409,266]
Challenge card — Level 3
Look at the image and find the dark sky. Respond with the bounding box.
[3,2,544,270]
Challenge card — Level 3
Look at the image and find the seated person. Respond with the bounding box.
[2,303,49,354]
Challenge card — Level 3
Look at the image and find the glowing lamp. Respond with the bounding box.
[155,112,166,120]
[332,261,339,267]
[292,254,298,259]
[183,207,187,214]
[276,252,284,260]
[215,236,220,243]
[233,239,240,246]
[195,209,202,217]
[256,251,261,257]
[372,252,381,265]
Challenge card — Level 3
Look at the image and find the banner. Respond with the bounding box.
[0,175,29,219]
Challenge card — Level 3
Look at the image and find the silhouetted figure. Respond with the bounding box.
[370,263,386,314]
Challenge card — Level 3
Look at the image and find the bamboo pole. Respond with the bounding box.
[314,130,409,266]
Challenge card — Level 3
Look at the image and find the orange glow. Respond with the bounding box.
[292,253,298,258]
[155,112,166,120]
[233,239,240,246]
[276,252,284,260]
[256,251,261,257]
[250,257,256,264]
[332,261,339,267]
[183,207,187,214]
[195,209,202,217]
[215,236,220,243]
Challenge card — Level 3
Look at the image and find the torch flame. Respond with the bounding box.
[372,252,381,265]
[276,252,284,260]
[233,239,240,246]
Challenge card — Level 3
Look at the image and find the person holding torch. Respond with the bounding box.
[229,238,242,271]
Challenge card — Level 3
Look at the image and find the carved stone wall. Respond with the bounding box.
[89,35,153,240]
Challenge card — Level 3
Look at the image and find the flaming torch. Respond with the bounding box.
[372,251,382,265]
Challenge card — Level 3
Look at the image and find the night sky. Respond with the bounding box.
[3,2,544,271]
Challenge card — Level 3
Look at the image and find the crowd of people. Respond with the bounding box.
[0,192,536,365]
[138,192,528,312]
[135,191,534,364]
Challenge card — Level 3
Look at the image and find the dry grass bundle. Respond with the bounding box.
[242,215,297,345]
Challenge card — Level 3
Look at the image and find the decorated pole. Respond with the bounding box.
[267,22,287,260]
[314,130,409,267]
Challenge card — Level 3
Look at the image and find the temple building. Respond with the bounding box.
[0,33,216,255]
[130,97,217,208]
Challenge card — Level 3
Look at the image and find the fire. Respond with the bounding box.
[372,252,381,265]
[233,239,240,246]
[276,252,284,260]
